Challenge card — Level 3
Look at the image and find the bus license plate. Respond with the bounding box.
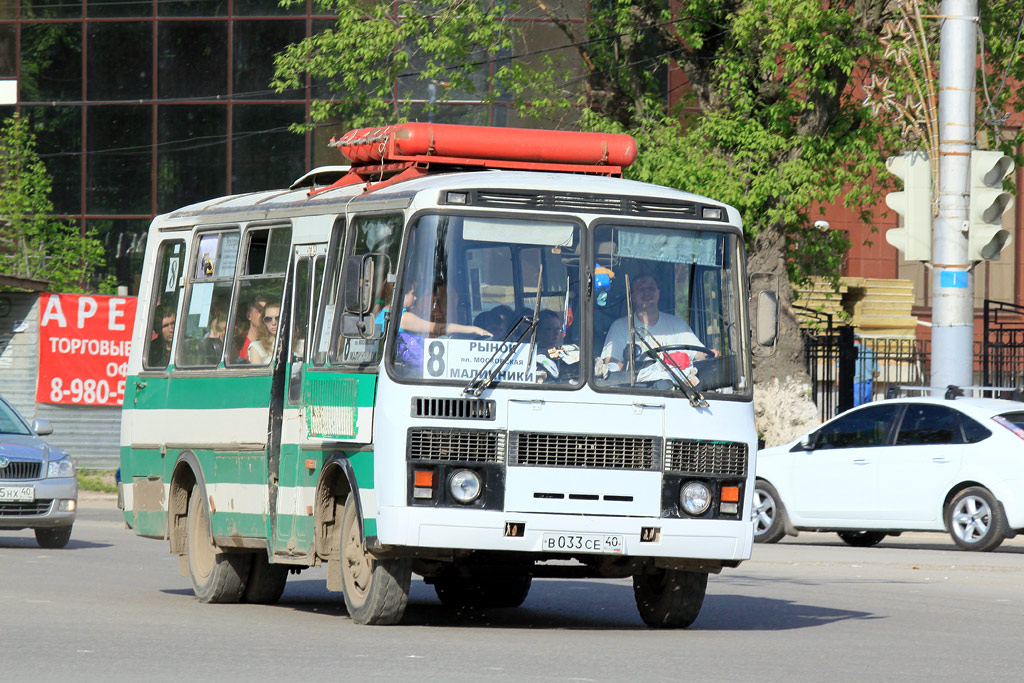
[542,533,623,554]
[0,486,35,502]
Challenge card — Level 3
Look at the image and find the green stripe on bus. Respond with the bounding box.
[211,511,266,539]
[125,374,274,410]
[123,446,268,486]
[277,446,373,489]
[131,509,167,538]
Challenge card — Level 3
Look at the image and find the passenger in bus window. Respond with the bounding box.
[148,305,176,368]
[599,274,715,376]
[248,303,280,365]
[198,306,227,363]
[387,283,492,339]
[236,298,268,362]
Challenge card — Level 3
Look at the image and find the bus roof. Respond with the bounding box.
[155,169,742,230]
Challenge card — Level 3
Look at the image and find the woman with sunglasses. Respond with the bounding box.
[248,302,280,365]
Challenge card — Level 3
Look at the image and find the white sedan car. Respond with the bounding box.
[754,396,1024,551]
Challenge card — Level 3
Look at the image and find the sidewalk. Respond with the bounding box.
[78,490,118,507]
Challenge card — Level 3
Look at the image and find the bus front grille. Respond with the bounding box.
[509,432,659,470]
[408,428,505,463]
[664,439,748,476]
[411,397,495,420]
[0,460,42,480]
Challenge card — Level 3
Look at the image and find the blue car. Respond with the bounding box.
[0,395,77,548]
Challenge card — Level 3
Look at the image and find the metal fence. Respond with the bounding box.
[983,299,1024,391]
[801,298,1024,421]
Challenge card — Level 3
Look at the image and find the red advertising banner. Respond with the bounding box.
[36,293,138,406]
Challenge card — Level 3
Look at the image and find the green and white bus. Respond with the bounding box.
[120,123,773,627]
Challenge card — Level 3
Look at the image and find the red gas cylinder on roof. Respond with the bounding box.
[333,123,637,168]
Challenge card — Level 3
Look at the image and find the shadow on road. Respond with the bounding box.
[697,593,877,630]
[175,576,877,631]
[0,537,112,550]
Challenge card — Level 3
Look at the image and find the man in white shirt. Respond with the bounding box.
[601,274,712,374]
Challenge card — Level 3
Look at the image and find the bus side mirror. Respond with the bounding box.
[343,255,375,315]
[755,290,779,346]
[749,272,779,357]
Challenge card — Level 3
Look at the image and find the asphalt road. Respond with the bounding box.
[2,493,1022,682]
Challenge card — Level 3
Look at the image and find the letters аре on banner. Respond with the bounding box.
[36,293,138,406]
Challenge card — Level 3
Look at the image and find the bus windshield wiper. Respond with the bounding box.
[633,333,709,408]
[463,267,544,397]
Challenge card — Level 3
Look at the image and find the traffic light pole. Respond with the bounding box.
[931,0,977,391]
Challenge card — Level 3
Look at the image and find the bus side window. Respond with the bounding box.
[177,229,239,368]
[313,218,346,367]
[288,256,311,404]
[330,214,402,366]
[142,239,186,371]
[228,225,292,366]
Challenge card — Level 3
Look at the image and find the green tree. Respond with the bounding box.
[272,0,1024,379]
[0,113,111,293]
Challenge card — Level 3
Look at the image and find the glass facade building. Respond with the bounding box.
[0,1,587,293]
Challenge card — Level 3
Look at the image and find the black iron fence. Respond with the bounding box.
[798,300,1024,422]
[983,299,1024,390]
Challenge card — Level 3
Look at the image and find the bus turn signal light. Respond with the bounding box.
[413,470,434,499]
[720,486,740,503]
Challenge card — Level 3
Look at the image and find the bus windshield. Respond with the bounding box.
[388,213,582,387]
[591,223,748,395]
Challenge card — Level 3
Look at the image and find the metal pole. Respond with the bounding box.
[931,0,977,392]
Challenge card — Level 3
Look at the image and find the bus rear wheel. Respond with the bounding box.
[339,493,411,625]
[243,552,289,604]
[186,484,250,603]
[633,566,707,628]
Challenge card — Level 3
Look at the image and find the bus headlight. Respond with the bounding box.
[449,469,482,504]
[680,481,711,516]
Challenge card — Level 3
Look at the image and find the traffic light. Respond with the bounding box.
[968,150,1014,261]
[884,151,932,261]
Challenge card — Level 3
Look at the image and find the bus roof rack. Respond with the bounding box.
[884,384,1023,401]
[308,123,638,197]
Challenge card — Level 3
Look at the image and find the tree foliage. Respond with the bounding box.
[0,114,111,293]
[271,0,1024,379]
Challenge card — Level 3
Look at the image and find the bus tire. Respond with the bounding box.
[339,493,410,625]
[186,484,250,603]
[633,566,707,629]
[434,573,532,609]
[243,552,289,604]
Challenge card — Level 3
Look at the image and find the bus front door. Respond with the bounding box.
[271,242,326,561]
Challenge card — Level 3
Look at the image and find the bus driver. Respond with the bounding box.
[599,274,714,376]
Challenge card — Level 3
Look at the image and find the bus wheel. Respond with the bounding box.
[434,573,532,609]
[243,552,289,604]
[339,493,411,625]
[186,484,250,603]
[633,566,707,628]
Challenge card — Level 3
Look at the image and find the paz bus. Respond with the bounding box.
[119,123,775,627]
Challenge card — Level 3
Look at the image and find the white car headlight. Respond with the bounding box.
[448,469,482,504]
[48,458,75,478]
[680,481,711,516]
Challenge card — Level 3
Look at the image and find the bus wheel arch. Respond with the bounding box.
[314,457,358,565]
[168,452,204,557]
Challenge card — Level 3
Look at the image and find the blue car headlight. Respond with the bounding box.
[47,457,75,478]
